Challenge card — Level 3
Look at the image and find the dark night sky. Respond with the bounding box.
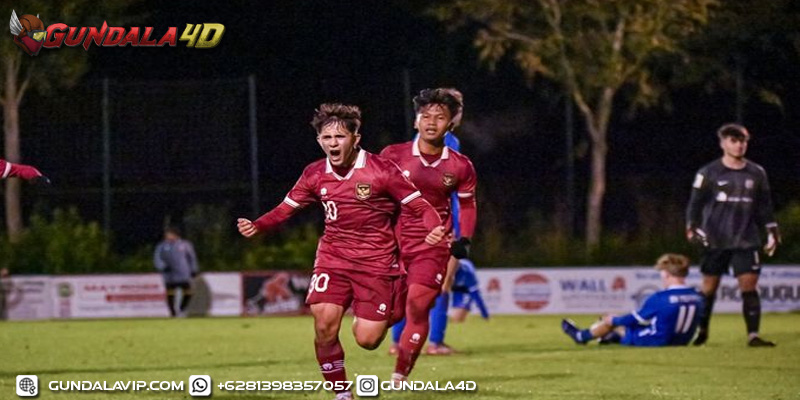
[14,0,800,250]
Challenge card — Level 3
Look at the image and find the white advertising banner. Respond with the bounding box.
[50,274,169,319]
[3,276,53,320]
[476,266,800,315]
[201,272,242,316]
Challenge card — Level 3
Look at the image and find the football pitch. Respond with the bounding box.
[2,314,799,400]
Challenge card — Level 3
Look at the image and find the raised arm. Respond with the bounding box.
[238,170,316,237]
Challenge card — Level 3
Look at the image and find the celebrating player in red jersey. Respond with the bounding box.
[237,103,445,400]
[0,159,49,184]
[380,88,477,383]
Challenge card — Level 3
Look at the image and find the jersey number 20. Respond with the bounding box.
[322,201,338,221]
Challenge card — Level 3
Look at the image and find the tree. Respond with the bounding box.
[1,0,136,241]
[432,0,714,248]
[678,0,800,120]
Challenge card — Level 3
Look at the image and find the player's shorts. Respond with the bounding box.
[401,247,450,289]
[306,267,405,323]
[165,282,191,292]
[621,326,691,347]
[451,290,471,310]
[701,248,761,277]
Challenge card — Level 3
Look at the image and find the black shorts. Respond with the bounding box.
[165,282,191,291]
[701,248,761,277]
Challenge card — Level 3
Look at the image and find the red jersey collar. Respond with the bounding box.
[412,138,449,168]
[325,148,367,180]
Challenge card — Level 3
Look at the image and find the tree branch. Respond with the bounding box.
[16,61,32,103]
[16,75,31,103]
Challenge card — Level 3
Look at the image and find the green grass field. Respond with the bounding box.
[2,314,799,399]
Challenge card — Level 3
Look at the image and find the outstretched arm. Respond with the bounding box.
[238,202,299,237]
[239,168,316,238]
[1,159,49,184]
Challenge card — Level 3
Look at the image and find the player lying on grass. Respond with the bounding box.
[237,103,445,400]
[562,253,704,347]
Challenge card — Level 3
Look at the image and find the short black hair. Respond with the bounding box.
[413,88,463,120]
[164,225,182,237]
[717,123,749,140]
[310,103,362,134]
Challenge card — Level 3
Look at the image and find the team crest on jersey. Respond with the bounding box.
[355,183,371,200]
[442,173,456,187]
[745,179,754,189]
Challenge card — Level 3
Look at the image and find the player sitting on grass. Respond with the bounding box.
[562,253,704,346]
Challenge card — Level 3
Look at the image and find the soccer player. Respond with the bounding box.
[237,103,445,400]
[389,99,463,356]
[154,225,199,317]
[427,257,490,355]
[686,123,781,347]
[0,158,49,184]
[380,88,477,383]
[562,253,704,346]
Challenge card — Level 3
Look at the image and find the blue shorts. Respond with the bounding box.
[451,291,472,310]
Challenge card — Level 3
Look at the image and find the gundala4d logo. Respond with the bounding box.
[10,10,46,56]
[9,9,224,56]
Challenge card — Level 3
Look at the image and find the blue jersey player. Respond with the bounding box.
[427,258,489,354]
[562,253,704,347]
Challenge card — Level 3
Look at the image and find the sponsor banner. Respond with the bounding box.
[197,272,242,316]
[51,274,169,318]
[3,276,53,320]
[477,266,800,315]
[241,271,311,316]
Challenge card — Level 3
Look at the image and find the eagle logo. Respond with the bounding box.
[10,10,46,56]
[442,172,456,187]
[355,183,371,200]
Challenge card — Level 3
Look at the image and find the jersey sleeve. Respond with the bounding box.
[252,168,316,234]
[0,159,43,181]
[284,167,318,209]
[456,158,477,201]
[755,167,778,229]
[381,160,422,205]
[686,167,711,229]
[457,158,477,238]
[378,146,397,163]
[0,159,10,179]
[613,295,659,327]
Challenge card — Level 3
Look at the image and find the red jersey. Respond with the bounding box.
[380,139,477,254]
[280,149,423,276]
[0,159,10,179]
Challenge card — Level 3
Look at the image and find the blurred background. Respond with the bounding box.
[2,0,799,273]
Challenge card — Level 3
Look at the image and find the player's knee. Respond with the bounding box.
[406,298,434,322]
[313,321,339,344]
[451,310,467,323]
[354,331,385,350]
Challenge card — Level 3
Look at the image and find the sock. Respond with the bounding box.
[392,318,405,344]
[179,292,193,313]
[741,290,761,335]
[315,339,348,393]
[428,293,450,344]
[394,284,439,377]
[698,292,716,332]
[166,292,176,316]
[577,329,593,343]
